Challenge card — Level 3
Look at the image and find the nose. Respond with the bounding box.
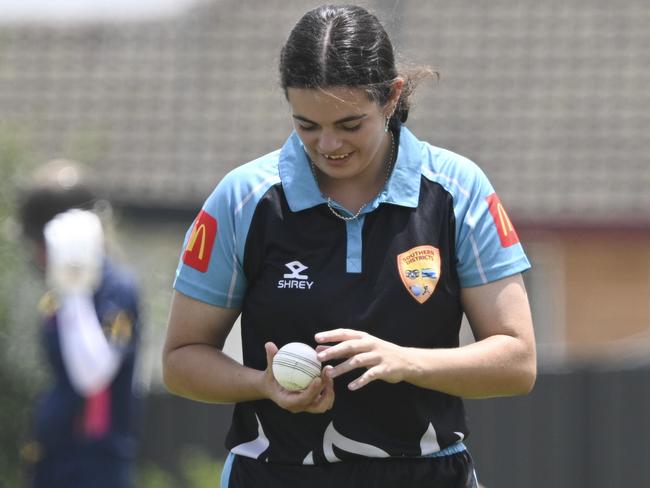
[317,129,342,154]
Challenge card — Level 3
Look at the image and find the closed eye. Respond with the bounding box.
[296,123,360,133]
[293,114,367,133]
[340,123,361,132]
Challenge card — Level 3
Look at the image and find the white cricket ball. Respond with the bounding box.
[272,342,321,391]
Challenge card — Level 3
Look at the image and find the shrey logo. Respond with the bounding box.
[397,245,441,304]
[278,261,314,289]
[283,261,309,280]
[183,210,217,272]
[486,193,520,247]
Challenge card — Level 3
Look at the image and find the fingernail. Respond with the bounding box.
[315,333,324,341]
[317,352,326,361]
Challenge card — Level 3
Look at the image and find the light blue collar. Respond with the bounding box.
[279,125,423,213]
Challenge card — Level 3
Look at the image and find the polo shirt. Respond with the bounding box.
[174,125,530,465]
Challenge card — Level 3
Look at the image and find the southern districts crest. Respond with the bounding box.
[397,245,441,304]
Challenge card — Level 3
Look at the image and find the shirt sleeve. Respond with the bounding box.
[449,156,531,287]
[57,293,121,397]
[173,173,248,308]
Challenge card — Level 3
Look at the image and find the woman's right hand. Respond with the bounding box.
[262,342,335,414]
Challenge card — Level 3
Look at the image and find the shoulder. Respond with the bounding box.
[203,149,282,214]
[96,260,141,345]
[420,143,492,202]
[97,260,140,312]
[399,127,491,203]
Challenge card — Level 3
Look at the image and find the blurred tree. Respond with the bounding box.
[180,448,224,488]
[136,448,224,488]
[0,124,39,485]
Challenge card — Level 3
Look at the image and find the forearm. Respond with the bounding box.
[163,344,267,404]
[58,293,120,396]
[401,334,536,399]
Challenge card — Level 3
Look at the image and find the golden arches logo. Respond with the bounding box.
[496,203,514,236]
[486,193,520,247]
[187,224,208,260]
[182,210,217,272]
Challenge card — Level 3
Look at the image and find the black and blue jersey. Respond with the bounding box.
[174,125,530,465]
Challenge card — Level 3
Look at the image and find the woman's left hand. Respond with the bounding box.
[314,329,410,391]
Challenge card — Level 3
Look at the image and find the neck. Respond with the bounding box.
[313,130,395,215]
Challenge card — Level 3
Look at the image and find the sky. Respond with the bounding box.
[0,0,200,23]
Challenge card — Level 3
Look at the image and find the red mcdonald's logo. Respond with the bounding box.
[486,193,520,247]
[183,210,217,272]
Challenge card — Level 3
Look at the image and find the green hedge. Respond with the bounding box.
[0,124,37,486]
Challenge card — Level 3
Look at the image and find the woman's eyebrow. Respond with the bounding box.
[292,114,368,125]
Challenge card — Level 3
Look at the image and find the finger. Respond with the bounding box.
[316,338,368,362]
[320,364,335,384]
[315,328,365,344]
[315,345,332,354]
[264,342,278,370]
[348,365,382,391]
[303,375,324,397]
[312,387,335,413]
[285,375,323,401]
[328,352,377,379]
[321,366,336,409]
[306,367,336,412]
[283,377,324,412]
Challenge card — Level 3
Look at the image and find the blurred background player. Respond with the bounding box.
[18,159,141,488]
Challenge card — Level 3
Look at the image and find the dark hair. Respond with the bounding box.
[18,159,97,242]
[280,4,428,126]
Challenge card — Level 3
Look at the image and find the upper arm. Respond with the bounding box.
[163,290,241,356]
[430,149,530,287]
[460,273,535,347]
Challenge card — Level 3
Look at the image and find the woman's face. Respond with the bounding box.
[287,86,391,184]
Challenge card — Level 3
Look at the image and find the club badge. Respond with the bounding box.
[397,245,441,304]
[104,311,133,348]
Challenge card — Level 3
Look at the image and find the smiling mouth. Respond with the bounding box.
[321,152,352,160]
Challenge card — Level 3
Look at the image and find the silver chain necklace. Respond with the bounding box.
[310,131,395,222]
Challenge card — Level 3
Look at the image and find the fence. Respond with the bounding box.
[138,365,650,488]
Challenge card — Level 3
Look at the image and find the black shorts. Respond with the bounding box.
[222,450,479,488]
